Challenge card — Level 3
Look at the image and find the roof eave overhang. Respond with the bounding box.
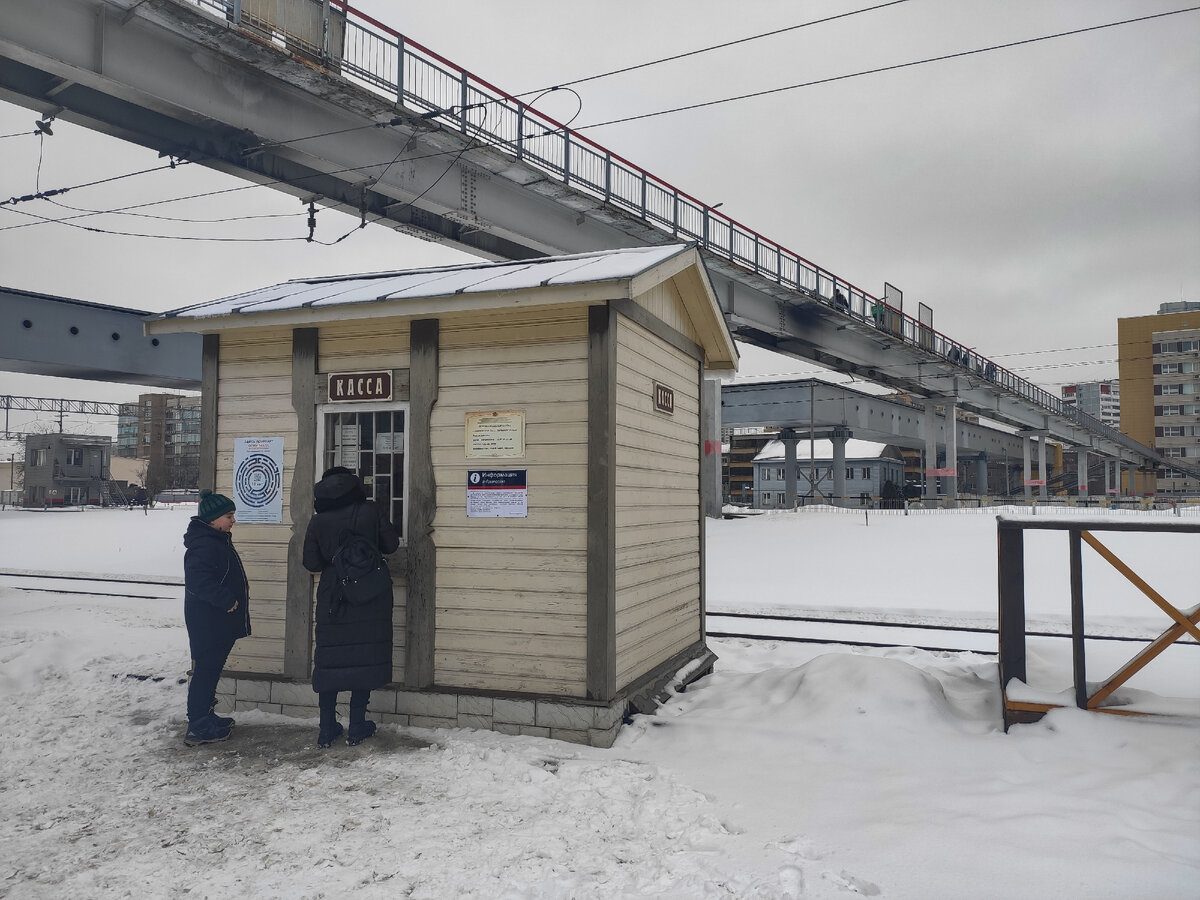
[144,280,633,335]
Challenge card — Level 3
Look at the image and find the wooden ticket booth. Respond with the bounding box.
[146,244,738,746]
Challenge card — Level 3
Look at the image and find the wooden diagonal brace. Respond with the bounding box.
[1080,531,1200,642]
[1088,604,1200,709]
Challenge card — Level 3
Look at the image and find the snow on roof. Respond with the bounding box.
[153,245,693,321]
[753,438,898,462]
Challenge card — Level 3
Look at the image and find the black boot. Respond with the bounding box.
[185,713,232,747]
[347,720,376,746]
[209,698,234,729]
[317,721,344,748]
[347,689,375,745]
[317,690,342,748]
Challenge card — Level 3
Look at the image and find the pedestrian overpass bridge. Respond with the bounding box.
[1,0,1193,491]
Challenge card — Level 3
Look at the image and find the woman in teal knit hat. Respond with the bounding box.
[182,489,251,746]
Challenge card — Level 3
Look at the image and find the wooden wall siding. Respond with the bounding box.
[430,309,591,696]
[437,305,590,351]
[216,327,297,676]
[316,319,412,371]
[632,280,701,346]
[613,315,702,690]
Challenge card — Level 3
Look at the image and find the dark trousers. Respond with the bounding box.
[318,689,370,728]
[187,638,236,723]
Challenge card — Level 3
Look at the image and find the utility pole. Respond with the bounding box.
[808,380,816,501]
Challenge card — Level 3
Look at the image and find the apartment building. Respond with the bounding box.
[1061,380,1120,428]
[115,393,202,490]
[1117,303,1200,494]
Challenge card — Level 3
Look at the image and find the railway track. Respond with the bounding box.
[3,572,1195,657]
[0,570,182,600]
[706,610,1199,655]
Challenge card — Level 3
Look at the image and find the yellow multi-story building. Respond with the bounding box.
[1117,303,1200,494]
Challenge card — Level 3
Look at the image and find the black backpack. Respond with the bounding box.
[329,507,391,610]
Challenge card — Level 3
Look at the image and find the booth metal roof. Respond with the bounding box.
[145,244,739,370]
[153,245,697,320]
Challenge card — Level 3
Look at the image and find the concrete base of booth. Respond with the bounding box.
[215,643,717,749]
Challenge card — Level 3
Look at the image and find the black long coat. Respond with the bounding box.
[183,517,251,658]
[302,471,400,693]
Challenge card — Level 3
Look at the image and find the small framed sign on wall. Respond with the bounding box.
[653,382,675,415]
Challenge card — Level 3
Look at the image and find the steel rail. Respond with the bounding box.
[0,570,184,586]
[705,630,997,655]
[707,610,1199,646]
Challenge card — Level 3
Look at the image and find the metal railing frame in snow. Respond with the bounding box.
[997,516,1200,729]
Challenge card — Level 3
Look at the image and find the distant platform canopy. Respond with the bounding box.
[755,438,902,462]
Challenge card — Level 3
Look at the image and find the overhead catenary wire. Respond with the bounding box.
[2,204,312,242]
[992,342,1117,358]
[511,0,912,97]
[573,6,1200,131]
[0,158,186,208]
[0,135,502,239]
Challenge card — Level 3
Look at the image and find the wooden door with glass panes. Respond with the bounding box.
[317,403,407,540]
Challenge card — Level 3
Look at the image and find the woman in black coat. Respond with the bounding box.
[183,490,251,746]
[303,466,399,747]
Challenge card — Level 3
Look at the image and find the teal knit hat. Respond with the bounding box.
[197,489,236,523]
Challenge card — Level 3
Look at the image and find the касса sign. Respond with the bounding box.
[328,371,393,402]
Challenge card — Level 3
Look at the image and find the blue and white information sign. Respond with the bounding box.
[233,437,284,523]
[466,469,528,518]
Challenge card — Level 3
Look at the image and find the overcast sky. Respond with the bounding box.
[2,0,1198,444]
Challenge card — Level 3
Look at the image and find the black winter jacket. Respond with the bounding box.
[303,470,400,693]
[183,517,251,657]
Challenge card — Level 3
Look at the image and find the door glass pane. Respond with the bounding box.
[322,407,405,539]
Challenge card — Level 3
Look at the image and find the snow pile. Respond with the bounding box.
[1,506,1197,898]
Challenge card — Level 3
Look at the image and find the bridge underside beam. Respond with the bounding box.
[0,288,201,388]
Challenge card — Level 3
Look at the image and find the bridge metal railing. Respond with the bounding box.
[180,0,1197,480]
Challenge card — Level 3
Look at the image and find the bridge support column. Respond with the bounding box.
[1078,451,1089,500]
[832,427,849,507]
[976,456,989,496]
[924,400,938,501]
[1022,436,1033,501]
[781,428,799,508]
[1104,458,1113,499]
[944,399,958,501]
[1037,435,1048,500]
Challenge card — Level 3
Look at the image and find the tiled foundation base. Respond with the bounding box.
[215,678,628,747]
[215,646,717,749]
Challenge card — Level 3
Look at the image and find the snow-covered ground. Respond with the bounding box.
[0,504,1197,899]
